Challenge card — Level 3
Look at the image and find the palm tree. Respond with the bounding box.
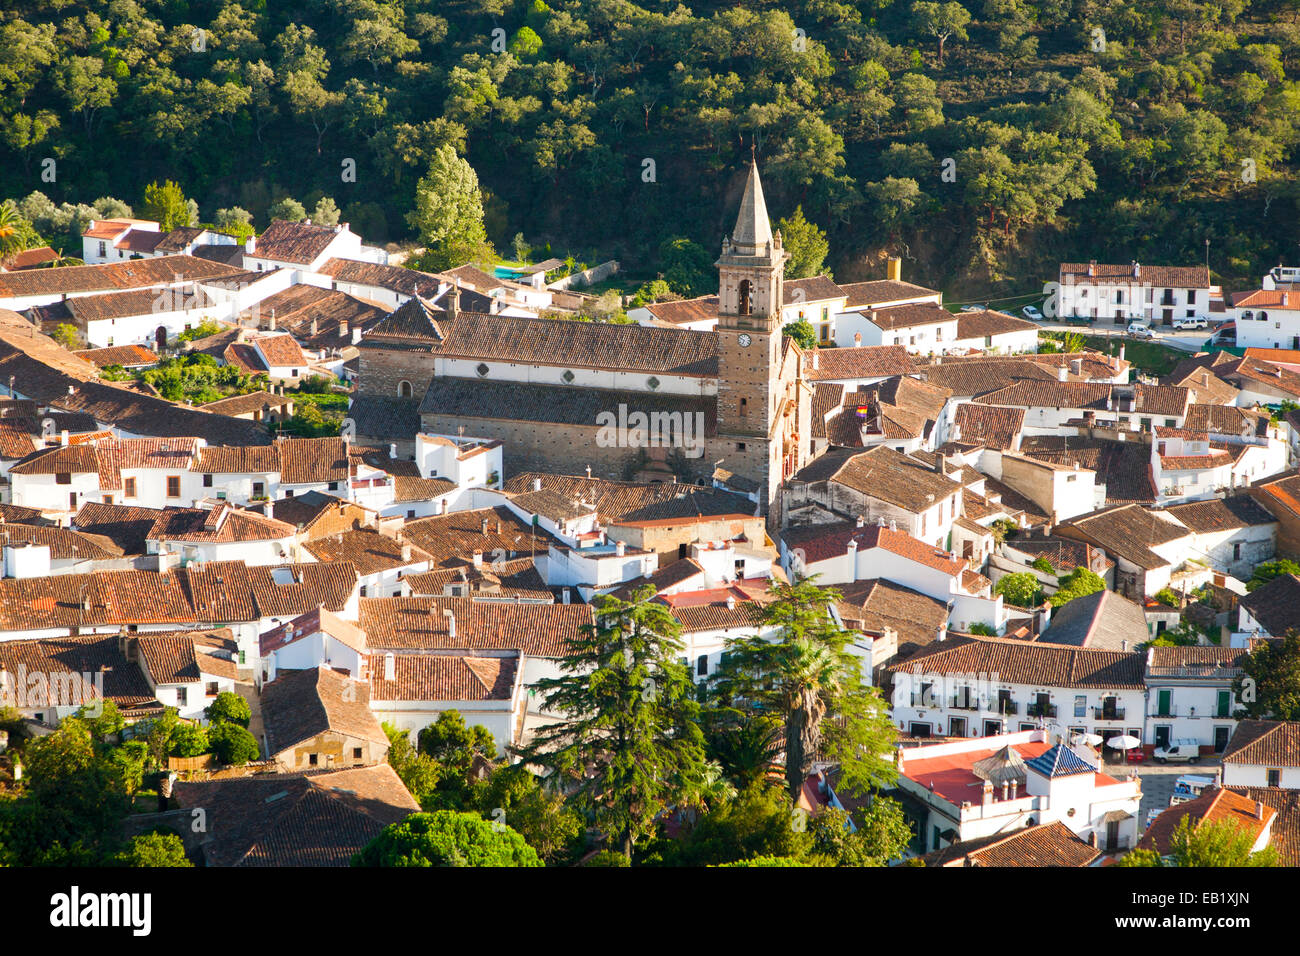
[0,201,32,265]
[772,638,842,797]
[706,714,783,790]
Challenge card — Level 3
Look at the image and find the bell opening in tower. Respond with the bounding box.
[738,279,752,316]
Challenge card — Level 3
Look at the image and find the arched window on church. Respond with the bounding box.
[738,280,752,316]
[398,380,413,398]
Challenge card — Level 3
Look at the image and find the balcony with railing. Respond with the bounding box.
[1026,703,1058,718]
[1092,705,1126,720]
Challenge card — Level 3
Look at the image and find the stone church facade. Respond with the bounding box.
[354,161,811,523]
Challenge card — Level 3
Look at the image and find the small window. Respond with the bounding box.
[736,442,746,452]
[646,376,660,390]
[309,753,319,766]
[1233,543,1242,561]
[353,747,363,760]
[176,686,188,706]
[1074,695,1086,718]
[407,509,416,519]
[205,682,219,696]
[167,476,181,498]
[477,363,490,377]
[203,474,213,487]
[328,481,338,491]
[562,370,576,384]
[1268,768,1282,787]
[398,380,413,398]
[55,472,71,485]
[285,489,295,497]
[252,481,264,497]
[696,655,708,676]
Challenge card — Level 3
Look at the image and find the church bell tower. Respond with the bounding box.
[713,158,792,519]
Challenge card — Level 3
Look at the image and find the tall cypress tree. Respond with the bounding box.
[516,586,708,861]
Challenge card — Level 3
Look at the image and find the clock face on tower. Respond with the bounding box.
[737,333,752,346]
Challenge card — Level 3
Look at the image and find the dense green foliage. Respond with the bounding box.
[1236,630,1300,720]
[1049,567,1106,607]
[205,691,251,727]
[6,0,1294,290]
[1118,815,1280,867]
[207,721,261,765]
[352,810,542,867]
[994,570,1042,608]
[1246,559,1300,592]
[137,353,268,405]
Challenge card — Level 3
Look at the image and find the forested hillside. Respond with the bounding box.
[2,0,1299,295]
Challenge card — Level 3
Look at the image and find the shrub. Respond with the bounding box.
[994,572,1042,608]
[204,691,250,727]
[1031,556,1053,574]
[1155,587,1180,608]
[352,810,542,867]
[208,722,260,766]
[169,723,210,758]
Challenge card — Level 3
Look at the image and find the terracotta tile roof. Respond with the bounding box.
[1238,574,1300,636]
[5,246,59,269]
[955,309,1038,339]
[501,474,754,525]
[370,653,518,702]
[641,295,719,326]
[670,601,766,632]
[0,418,38,458]
[782,519,966,574]
[404,557,552,602]
[400,506,550,568]
[243,284,388,350]
[852,302,954,331]
[1056,504,1189,569]
[1168,369,1240,405]
[1232,289,1300,308]
[72,501,164,554]
[251,220,342,265]
[193,444,281,473]
[346,396,421,441]
[81,219,137,240]
[1060,262,1210,287]
[318,257,444,297]
[607,558,707,602]
[358,596,593,655]
[153,226,207,254]
[1222,357,1300,398]
[252,332,307,368]
[418,376,715,434]
[1137,787,1274,857]
[886,635,1146,689]
[172,764,419,867]
[0,254,241,298]
[0,569,198,631]
[73,344,159,369]
[1134,383,1191,417]
[918,355,1080,397]
[134,633,206,684]
[1166,496,1275,532]
[1041,590,1148,650]
[838,280,939,307]
[115,230,165,254]
[976,380,1114,410]
[789,445,961,513]
[1019,436,1156,505]
[783,275,845,304]
[0,522,123,560]
[277,436,350,484]
[1007,533,1106,575]
[198,390,295,418]
[190,243,245,267]
[59,287,212,325]
[303,529,431,576]
[432,312,720,376]
[1160,452,1234,470]
[261,665,388,756]
[803,345,915,382]
[1222,786,1300,866]
[835,577,948,659]
[954,404,1024,450]
[147,503,297,543]
[0,633,155,707]
[1183,403,1270,437]
[922,821,1100,867]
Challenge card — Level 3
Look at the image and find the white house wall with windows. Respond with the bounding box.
[1144,646,1246,756]
[1220,719,1300,788]
[1056,262,1217,326]
[1231,290,1300,350]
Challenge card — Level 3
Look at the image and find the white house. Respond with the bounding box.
[257,607,368,688]
[1057,261,1218,326]
[244,220,387,275]
[1220,719,1300,789]
[891,729,1143,855]
[1230,289,1300,350]
[1144,645,1248,756]
[887,635,1147,744]
[145,503,300,567]
[133,631,240,720]
[950,310,1040,354]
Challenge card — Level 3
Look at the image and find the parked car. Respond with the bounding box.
[1172,316,1208,330]
[1153,739,1202,764]
[1127,322,1156,339]
[1207,322,1236,348]
[960,304,987,312]
[1169,774,1218,806]
[1022,305,1043,320]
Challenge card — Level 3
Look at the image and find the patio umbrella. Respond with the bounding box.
[1075,733,1104,747]
[1106,734,1142,750]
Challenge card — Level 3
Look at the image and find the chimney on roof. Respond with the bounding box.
[811,351,819,370]
[265,499,273,521]
[562,587,571,604]
[447,283,460,321]
[1070,358,1083,377]
[982,778,994,806]
[1284,292,1291,308]
[1088,260,1096,277]
[1132,261,1140,278]
[1257,801,1266,820]
[383,652,395,681]
[310,318,318,336]
[1057,365,1068,383]
[60,429,68,447]
[339,321,348,339]
[889,519,897,532]
[726,593,736,609]
[856,515,864,528]
[533,477,542,492]
[887,256,902,282]
[1010,779,1018,799]
[446,611,456,640]
[615,540,626,557]
[853,332,862,347]
[847,535,858,561]
[480,516,489,535]
[352,326,362,345]
[389,443,397,459]
[472,550,483,568]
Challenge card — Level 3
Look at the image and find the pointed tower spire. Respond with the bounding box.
[732,157,773,252]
